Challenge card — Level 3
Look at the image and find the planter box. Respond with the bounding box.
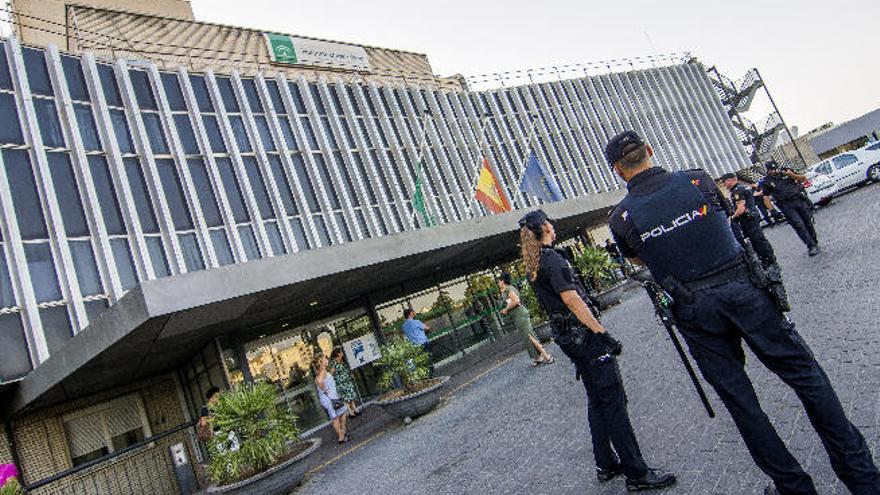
[375,376,450,420]
[205,438,321,495]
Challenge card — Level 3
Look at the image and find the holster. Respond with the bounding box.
[549,314,619,363]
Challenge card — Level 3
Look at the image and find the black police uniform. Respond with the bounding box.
[762,170,819,251]
[730,182,778,268]
[529,244,651,481]
[608,165,880,495]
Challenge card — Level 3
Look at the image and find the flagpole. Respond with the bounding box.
[468,112,494,211]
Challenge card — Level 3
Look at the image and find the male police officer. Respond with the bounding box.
[721,172,778,269]
[761,161,820,256]
[605,130,880,495]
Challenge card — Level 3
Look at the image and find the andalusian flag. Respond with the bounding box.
[474,158,512,214]
[411,163,435,227]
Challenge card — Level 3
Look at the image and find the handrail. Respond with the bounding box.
[25,420,197,491]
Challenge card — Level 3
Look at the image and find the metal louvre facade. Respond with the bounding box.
[0,36,750,382]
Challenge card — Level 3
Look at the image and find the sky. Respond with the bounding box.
[191,0,879,134]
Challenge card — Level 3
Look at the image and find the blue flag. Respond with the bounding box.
[519,152,564,202]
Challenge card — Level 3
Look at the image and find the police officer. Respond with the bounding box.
[518,210,676,492]
[761,161,820,256]
[721,172,778,269]
[605,130,879,495]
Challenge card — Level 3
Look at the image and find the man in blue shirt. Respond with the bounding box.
[402,309,430,347]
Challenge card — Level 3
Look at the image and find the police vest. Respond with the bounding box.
[619,171,742,284]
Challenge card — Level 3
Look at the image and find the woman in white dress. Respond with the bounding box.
[313,355,349,444]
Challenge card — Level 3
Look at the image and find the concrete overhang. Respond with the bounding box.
[1,191,623,419]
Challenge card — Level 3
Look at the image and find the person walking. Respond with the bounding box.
[497,273,554,367]
[721,172,779,269]
[314,355,349,444]
[604,239,628,277]
[519,209,676,491]
[761,161,820,256]
[605,130,879,495]
[329,347,360,418]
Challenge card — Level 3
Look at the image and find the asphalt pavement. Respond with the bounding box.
[296,182,880,495]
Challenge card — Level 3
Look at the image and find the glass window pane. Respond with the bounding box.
[216,77,239,112]
[268,155,297,215]
[0,93,24,144]
[123,158,159,233]
[355,209,370,239]
[161,72,186,111]
[335,212,352,242]
[265,79,284,112]
[265,222,285,256]
[289,217,310,251]
[322,117,337,148]
[24,243,62,302]
[313,154,340,209]
[142,112,168,154]
[174,114,199,154]
[48,153,89,237]
[187,159,222,227]
[210,229,234,266]
[145,236,170,278]
[189,74,214,112]
[40,305,73,355]
[129,70,156,110]
[110,109,134,154]
[156,159,193,230]
[313,215,332,246]
[34,98,65,148]
[110,238,137,290]
[242,79,263,113]
[69,240,103,296]
[178,233,204,272]
[87,155,126,235]
[98,64,122,107]
[23,47,53,96]
[289,83,307,113]
[74,103,101,150]
[0,313,32,381]
[309,84,326,114]
[216,158,249,223]
[255,116,275,151]
[85,299,109,322]
[202,115,225,152]
[292,154,319,212]
[242,157,274,219]
[335,152,358,206]
[279,118,297,150]
[0,44,13,90]
[4,149,49,240]
[238,225,261,260]
[61,55,89,101]
[229,116,251,152]
[301,118,318,149]
[0,252,16,308]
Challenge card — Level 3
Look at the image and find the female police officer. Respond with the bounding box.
[519,210,675,492]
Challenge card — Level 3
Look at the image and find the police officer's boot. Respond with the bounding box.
[763,485,780,495]
[625,468,676,492]
[808,245,820,257]
[596,464,622,483]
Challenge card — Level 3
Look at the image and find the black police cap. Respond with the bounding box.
[518,209,550,232]
[765,161,780,170]
[719,172,736,181]
[604,130,645,165]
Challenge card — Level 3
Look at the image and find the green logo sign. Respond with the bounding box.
[266,33,297,64]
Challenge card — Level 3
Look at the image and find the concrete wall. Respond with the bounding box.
[10,374,192,494]
[772,134,823,169]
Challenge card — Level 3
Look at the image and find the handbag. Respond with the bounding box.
[331,399,346,410]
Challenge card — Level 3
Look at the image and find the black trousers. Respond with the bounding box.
[557,331,649,479]
[777,199,818,249]
[738,216,777,267]
[673,278,880,495]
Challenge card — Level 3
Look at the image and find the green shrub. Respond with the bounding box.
[0,478,23,495]
[574,247,618,292]
[376,339,430,393]
[207,383,300,485]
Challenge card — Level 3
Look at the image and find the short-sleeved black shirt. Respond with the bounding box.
[730,183,758,218]
[531,246,590,315]
[761,173,803,202]
[609,167,726,258]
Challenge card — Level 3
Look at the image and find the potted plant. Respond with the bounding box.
[374,340,449,420]
[0,464,23,495]
[205,382,321,495]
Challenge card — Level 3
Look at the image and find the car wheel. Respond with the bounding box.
[868,164,880,182]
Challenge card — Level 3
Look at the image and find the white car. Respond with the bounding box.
[853,141,880,182]
[810,151,875,191]
[804,171,837,206]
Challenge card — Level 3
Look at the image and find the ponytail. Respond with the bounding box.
[520,227,542,281]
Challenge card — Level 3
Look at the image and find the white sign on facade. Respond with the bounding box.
[342,334,381,369]
[264,33,372,71]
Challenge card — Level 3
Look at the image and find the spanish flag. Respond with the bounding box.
[474,158,511,214]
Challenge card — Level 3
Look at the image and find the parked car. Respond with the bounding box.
[804,171,837,206]
[853,141,880,181]
[809,152,874,191]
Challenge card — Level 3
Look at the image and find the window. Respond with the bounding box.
[832,154,858,168]
[813,162,832,175]
[867,142,880,151]
[63,394,152,467]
